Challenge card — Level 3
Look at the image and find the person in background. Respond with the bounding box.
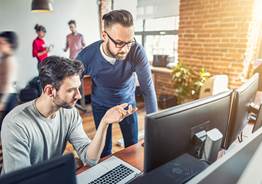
[0,31,18,130]
[1,56,136,174]
[64,20,85,59]
[32,24,51,70]
[77,10,158,157]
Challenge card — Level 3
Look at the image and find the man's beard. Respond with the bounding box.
[106,42,127,60]
[52,95,76,109]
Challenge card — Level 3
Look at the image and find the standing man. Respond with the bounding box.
[77,9,158,157]
[64,20,85,59]
[1,56,136,174]
[0,31,18,129]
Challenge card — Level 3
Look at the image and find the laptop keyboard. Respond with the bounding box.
[89,164,134,184]
[77,156,141,184]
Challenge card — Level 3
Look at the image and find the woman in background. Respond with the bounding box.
[0,31,18,130]
[32,24,50,70]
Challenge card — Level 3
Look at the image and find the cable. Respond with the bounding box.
[238,131,243,143]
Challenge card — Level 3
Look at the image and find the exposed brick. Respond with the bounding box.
[97,0,112,34]
[178,0,262,88]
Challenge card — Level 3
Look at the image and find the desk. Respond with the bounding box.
[77,75,92,111]
[82,75,92,96]
[77,142,144,174]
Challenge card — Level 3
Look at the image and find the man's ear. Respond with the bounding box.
[43,84,55,97]
[101,31,107,42]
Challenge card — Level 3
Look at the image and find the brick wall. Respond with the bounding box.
[153,71,176,97]
[178,0,262,88]
[98,0,113,35]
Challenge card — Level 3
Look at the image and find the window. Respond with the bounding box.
[135,16,179,64]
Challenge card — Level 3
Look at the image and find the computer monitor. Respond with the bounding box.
[224,73,259,149]
[144,90,233,173]
[252,104,262,133]
[187,123,262,184]
[0,154,76,184]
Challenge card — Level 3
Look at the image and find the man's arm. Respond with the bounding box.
[69,104,136,166]
[81,34,86,48]
[86,104,136,161]
[1,120,30,174]
[64,37,69,52]
[135,46,158,114]
[0,59,16,111]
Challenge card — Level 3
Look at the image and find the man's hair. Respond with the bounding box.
[39,56,84,90]
[68,20,76,26]
[102,9,133,29]
[0,31,18,50]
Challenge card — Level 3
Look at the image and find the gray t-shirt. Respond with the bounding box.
[1,100,94,174]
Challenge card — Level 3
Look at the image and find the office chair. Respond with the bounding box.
[199,75,229,98]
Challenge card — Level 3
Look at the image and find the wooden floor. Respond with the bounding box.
[79,102,146,153]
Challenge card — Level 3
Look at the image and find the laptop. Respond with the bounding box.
[77,156,141,184]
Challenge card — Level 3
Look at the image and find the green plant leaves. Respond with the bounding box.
[171,63,211,104]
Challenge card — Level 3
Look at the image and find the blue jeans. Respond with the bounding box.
[92,103,138,157]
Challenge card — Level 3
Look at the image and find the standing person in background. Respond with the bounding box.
[0,31,18,130]
[64,20,85,59]
[77,10,158,157]
[32,24,51,70]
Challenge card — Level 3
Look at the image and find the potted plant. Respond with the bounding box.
[171,63,210,104]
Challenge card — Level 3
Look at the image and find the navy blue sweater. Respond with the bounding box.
[77,41,157,114]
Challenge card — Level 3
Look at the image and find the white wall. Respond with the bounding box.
[0,0,99,88]
[113,0,137,19]
[136,0,179,19]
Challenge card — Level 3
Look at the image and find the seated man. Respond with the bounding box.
[1,56,136,174]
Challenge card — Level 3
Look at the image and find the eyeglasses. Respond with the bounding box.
[105,31,136,48]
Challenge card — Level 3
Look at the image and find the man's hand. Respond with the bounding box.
[86,103,137,161]
[46,47,50,53]
[101,103,137,125]
[0,102,5,112]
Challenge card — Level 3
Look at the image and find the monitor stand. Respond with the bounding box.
[130,153,209,184]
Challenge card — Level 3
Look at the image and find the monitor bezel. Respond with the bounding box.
[144,90,233,172]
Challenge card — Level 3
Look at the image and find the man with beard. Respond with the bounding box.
[0,56,136,174]
[77,10,158,157]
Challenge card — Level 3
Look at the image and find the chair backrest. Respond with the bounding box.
[18,76,42,103]
[199,75,229,98]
